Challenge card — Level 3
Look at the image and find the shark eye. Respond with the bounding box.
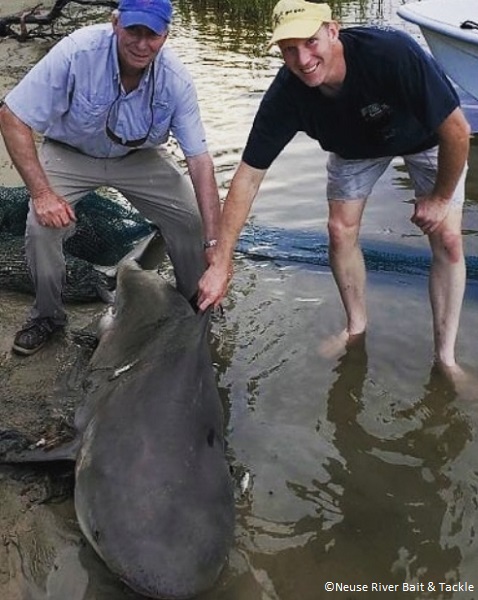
[207,429,215,447]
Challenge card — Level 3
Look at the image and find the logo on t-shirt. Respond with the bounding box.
[360,102,396,142]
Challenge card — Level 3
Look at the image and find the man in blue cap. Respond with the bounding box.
[0,0,221,355]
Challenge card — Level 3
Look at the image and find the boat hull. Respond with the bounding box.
[421,30,478,101]
[398,0,478,100]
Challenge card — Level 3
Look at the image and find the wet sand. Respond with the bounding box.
[0,1,52,16]
[0,15,114,578]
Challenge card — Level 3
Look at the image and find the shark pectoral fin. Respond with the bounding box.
[0,429,80,464]
[122,230,167,271]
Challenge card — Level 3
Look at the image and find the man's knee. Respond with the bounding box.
[25,218,71,274]
[327,217,360,251]
[26,220,72,247]
[430,228,464,264]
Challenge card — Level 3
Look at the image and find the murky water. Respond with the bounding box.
[169,7,478,596]
[1,0,478,598]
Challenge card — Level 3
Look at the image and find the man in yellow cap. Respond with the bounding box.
[197,0,470,374]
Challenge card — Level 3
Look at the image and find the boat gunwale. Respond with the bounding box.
[397,2,478,46]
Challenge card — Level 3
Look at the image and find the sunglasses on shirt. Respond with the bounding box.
[105,69,155,148]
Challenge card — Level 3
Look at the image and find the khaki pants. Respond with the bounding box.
[25,139,205,324]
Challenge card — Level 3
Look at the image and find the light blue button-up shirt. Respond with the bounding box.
[5,24,208,158]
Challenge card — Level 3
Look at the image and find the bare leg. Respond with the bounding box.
[427,205,465,368]
[320,199,367,358]
[328,199,368,335]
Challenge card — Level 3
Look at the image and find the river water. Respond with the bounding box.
[175,4,478,598]
[1,1,478,599]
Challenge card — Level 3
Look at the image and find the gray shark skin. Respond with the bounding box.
[3,260,235,599]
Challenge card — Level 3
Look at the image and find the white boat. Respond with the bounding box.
[398,0,478,101]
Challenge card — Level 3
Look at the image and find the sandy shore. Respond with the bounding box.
[0,9,104,597]
[0,0,52,17]
[1,1,53,185]
[0,1,114,184]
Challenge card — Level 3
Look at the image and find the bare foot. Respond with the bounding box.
[436,362,478,400]
[319,329,365,360]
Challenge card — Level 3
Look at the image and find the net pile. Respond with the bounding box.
[0,186,154,302]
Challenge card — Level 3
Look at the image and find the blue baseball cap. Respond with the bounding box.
[118,0,173,35]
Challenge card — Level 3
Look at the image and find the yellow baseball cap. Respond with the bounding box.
[268,0,332,49]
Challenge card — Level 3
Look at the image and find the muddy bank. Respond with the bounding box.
[0,289,110,600]
[0,1,54,16]
[0,290,103,436]
[0,5,82,598]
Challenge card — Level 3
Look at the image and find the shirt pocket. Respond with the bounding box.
[148,99,173,144]
[67,92,111,134]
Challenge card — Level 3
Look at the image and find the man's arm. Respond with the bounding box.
[197,161,267,310]
[0,103,52,198]
[0,104,75,227]
[411,107,470,234]
[185,151,221,248]
[433,107,470,199]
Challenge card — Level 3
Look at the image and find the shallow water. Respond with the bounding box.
[1,0,478,598]
[172,11,478,597]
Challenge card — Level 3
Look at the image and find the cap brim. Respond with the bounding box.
[267,19,325,49]
[120,11,168,35]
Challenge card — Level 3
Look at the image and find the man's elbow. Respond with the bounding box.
[446,107,472,140]
[0,102,8,132]
[458,114,472,140]
[0,103,29,137]
[0,102,16,135]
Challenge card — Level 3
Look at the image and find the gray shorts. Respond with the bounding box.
[326,146,467,205]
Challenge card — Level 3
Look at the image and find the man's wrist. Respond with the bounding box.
[203,238,218,249]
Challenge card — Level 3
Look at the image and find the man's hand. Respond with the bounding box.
[32,189,76,228]
[411,195,450,235]
[195,161,267,311]
[197,262,232,312]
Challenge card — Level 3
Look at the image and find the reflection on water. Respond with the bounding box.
[323,344,471,592]
[175,0,275,53]
[206,264,478,599]
[174,0,407,47]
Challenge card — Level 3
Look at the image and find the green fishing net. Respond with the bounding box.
[0,186,154,302]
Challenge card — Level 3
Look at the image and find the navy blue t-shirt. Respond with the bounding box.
[242,26,460,168]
